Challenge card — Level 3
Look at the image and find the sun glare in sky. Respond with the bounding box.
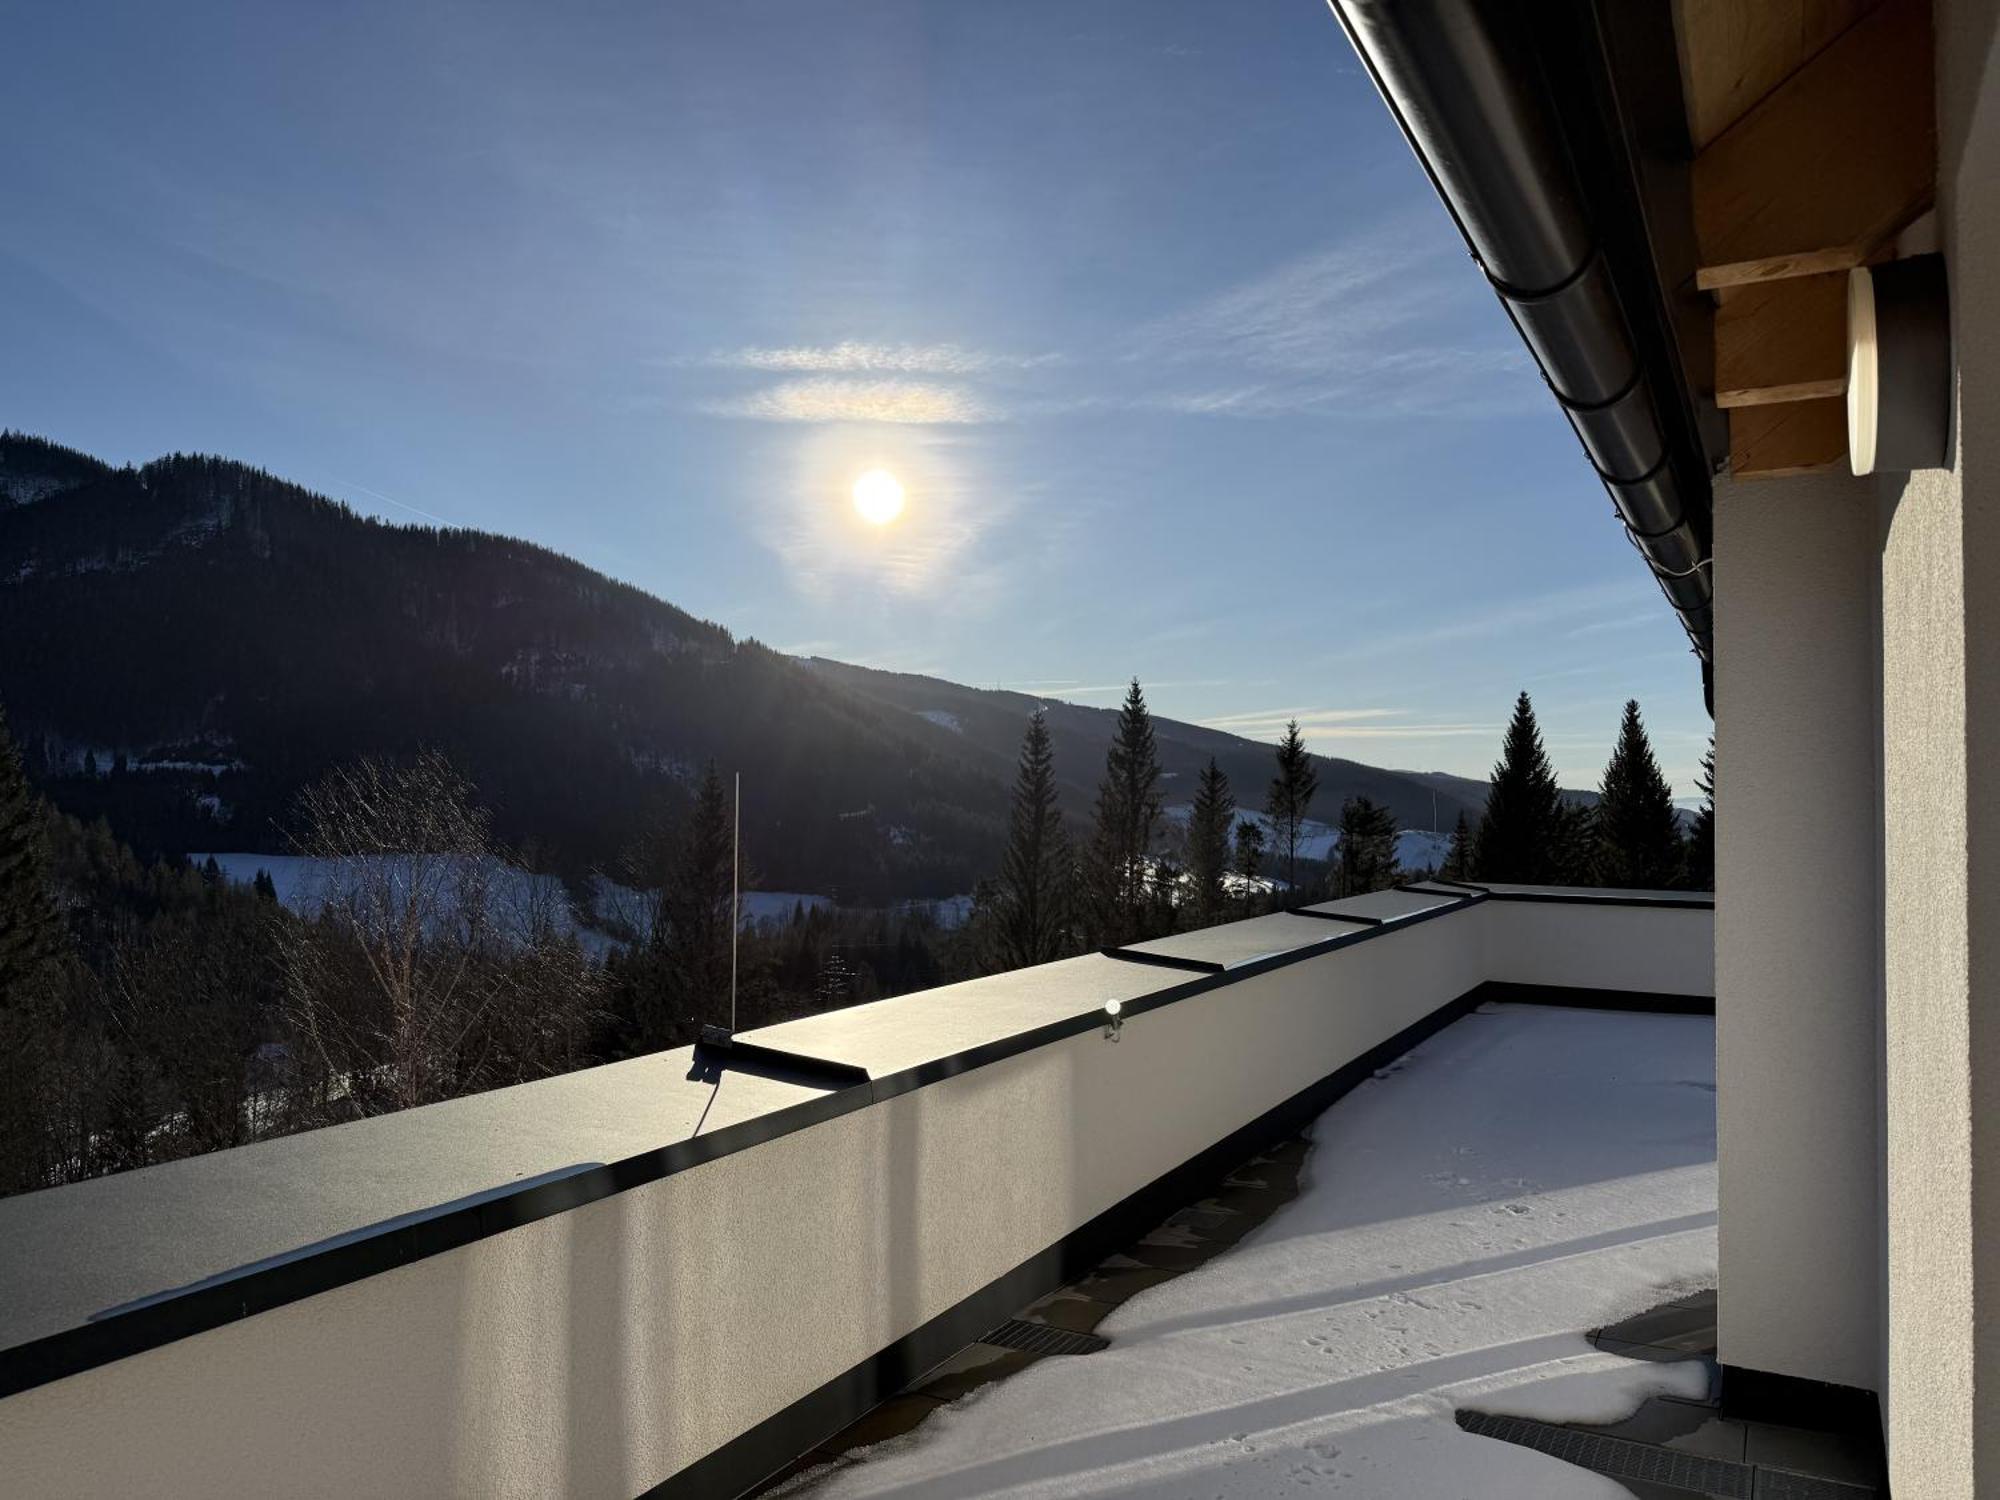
[851,468,905,526]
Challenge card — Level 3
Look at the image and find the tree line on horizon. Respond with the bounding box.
[0,680,1714,1199]
[968,681,1714,972]
[0,696,972,1198]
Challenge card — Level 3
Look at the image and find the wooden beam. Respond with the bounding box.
[1715,272,1849,407]
[1692,0,1934,290]
[1673,0,1876,149]
[1730,398,1849,478]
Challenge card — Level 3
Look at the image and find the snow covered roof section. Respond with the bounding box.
[784,1004,1720,1499]
[1122,912,1362,969]
[0,1047,833,1368]
[1298,887,1465,921]
[742,952,1191,1078]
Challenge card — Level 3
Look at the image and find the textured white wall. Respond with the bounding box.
[1713,471,1884,1394]
[1482,902,1714,998]
[1877,1,2000,1490]
[0,901,1699,1498]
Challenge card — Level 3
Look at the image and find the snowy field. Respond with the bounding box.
[1159,809,1454,875]
[790,1004,1717,1498]
[194,853,831,955]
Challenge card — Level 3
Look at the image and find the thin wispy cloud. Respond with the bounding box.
[691,342,1060,375]
[1199,708,1494,744]
[1128,221,1535,418]
[316,474,454,528]
[705,377,993,424]
[1565,610,1669,638]
[1305,722,1498,739]
[1199,706,1402,731]
[1347,581,1646,659]
[1009,677,1241,699]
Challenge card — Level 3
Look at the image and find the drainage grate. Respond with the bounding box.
[1455,1412,1878,1500]
[1458,1410,1750,1495]
[1753,1471,1881,1500]
[978,1318,1108,1356]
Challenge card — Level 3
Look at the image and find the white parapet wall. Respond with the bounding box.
[0,889,1710,1499]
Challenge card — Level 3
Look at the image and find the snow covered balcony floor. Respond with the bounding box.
[0,884,1725,1498]
[773,1002,1723,1500]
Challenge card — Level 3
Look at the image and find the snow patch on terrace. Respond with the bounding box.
[793,1004,1717,1498]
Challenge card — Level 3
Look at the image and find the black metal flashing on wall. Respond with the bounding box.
[1288,907,1385,925]
[656,975,1718,1500]
[1098,946,1227,975]
[1718,1364,1885,1439]
[1468,980,1713,1017]
[0,886,1710,1405]
[1328,0,1716,697]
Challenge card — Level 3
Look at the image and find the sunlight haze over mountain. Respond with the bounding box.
[0,0,1708,791]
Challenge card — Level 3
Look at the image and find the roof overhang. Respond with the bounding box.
[1331,0,1941,713]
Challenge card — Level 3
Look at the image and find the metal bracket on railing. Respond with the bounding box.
[688,1026,872,1090]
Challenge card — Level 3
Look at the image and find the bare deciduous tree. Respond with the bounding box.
[282,751,600,1118]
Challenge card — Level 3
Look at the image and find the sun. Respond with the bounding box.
[852,468,905,526]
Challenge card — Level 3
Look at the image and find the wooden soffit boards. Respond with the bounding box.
[1713,272,1849,408]
[1673,0,1876,151]
[1674,0,1936,476]
[1728,398,1849,479]
[1690,0,1935,290]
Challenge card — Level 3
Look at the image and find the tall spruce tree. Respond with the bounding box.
[1184,758,1235,929]
[1593,700,1684,888]
[1684,737,1715,891]
[1441,811,1474,883]
[1082,679,1163,946]
[1334,795,1400,897]
[0,704,61,1006]
[648,760,736,1043]
[0,703,63,1195]
[1232,818,1267,912]
[1472,691,1564,882]
[1265,719,1319,893]
[1549,799,1598,885]
[994,710,1071,968]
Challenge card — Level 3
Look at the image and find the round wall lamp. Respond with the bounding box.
[1847,253,1952,475]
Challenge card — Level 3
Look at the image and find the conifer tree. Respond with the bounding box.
[1549,799,1598,885]
[1472,691,1564,882]
[1683,738,1715,891]
[1082,680,1163,946]
[994,710,1071,969]
[1333,795,1400,897]
[1184,758,1235,929]
[1593,700,1684,888]
[1441,811,1474,883]
[0,704,62,1005]
[1265,719,1319,893]
[649,760,736,1043]
[0,704,63,1195]
[1232,818,1267,911]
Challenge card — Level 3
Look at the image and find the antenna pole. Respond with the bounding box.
[731,771,741,1035]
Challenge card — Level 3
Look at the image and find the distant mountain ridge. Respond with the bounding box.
[798,657,1492,837]
[0,432,1494,900]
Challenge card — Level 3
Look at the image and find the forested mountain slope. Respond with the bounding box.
[0,433,1492,898]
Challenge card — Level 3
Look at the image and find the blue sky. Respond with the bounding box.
[1,0,1708,794]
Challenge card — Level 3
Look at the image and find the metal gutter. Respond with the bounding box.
[1328,1,1715,696]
